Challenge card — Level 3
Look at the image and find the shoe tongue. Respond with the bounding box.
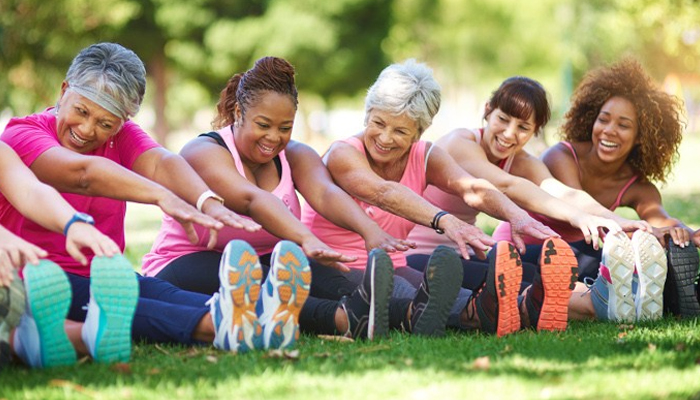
[599,263,613,283]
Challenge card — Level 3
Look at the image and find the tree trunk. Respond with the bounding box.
[150,50,169,146]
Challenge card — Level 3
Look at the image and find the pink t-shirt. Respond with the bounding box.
[141,126,301,277]
[301,136,428,269]
[0,109,160,277]
[405,128,514,255]
[491,141,639,244]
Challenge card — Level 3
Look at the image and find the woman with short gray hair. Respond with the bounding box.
[1,42,268,367]
[301,59,558,336]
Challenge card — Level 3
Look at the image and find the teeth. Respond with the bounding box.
[70,129,87,145]
[601,140,618,148]
[496,137,514,148]
[376,143,391,151]
[259,144,274,153]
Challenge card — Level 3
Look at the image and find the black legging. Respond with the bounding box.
[517,240,602,283]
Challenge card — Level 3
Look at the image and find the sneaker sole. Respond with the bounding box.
[263,241,311,349]
[603,233,635,322]
[0,269,26,368]
[494,242,522,337]
[23,260,76,367]
[90,255,139,363]
[632,231,667,321]
[666,242,700,317]
[538,238,578,332]
[221,241,264,352]
[368,249,393,340]
[412,246,462,337]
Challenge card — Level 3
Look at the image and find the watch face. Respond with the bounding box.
[76,212,95,224]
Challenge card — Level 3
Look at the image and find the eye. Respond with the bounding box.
[75,106,87,116]
[498,115,508,122]
[373,120,385,128]
[280,126,292,133]
[256,122,270,129]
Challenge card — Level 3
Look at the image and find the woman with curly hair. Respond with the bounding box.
[494,57,700,320]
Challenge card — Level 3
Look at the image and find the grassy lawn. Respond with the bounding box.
[2,137,700,400]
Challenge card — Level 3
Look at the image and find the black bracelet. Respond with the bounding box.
[430,211,449,234]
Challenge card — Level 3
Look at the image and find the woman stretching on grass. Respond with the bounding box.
[493,58,699,321]
[142,56,455,343]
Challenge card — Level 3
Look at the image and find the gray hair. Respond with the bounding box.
[64,42,146,120]
[364,59,441,135]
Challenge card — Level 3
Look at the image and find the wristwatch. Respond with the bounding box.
[63,212,95,236]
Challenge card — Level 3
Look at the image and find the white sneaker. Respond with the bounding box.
[602,232,635,322]
[14,261,75,368]
[210,240,263,353]
[257,241,311,349]
[632,230,667,321]
[82,255,139,363]
[1,269,25,368]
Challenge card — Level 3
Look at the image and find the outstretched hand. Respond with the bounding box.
[440,214,494,259]
[652,225,693,248]
[65,223,120,265]
[363,228,416,254]
[0,231,47,287]
[509,214,559,254]
[570,213,622,251]
[301,238,356,272]
[157,193,224,247]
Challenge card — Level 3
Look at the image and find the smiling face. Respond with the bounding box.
[482,107,537,162]
[591,96,639,162]
[363,109,420,164]
[55,86,123,153]
[234,91,296,165]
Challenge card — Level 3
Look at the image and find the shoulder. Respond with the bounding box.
[541,142,579,165]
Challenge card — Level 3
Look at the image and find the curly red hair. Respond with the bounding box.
[561,58,685,183]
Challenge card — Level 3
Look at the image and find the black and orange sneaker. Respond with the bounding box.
[474,241,522,337]
[340,248,393,340]
[526,237,578,332]
[664,241,700,318]
[410,246,462,337]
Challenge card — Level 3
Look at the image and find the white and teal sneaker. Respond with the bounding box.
[82,255,139,363]
[209,240,263,353]
[1,269,25,368]
[632,230,667,321]
[14,260,76,368]
[257,241,311,350]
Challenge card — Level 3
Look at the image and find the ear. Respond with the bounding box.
[233,103,242,124]
[483,103,493,120]
[59,81,69,97]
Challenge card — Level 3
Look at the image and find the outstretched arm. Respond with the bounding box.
[287,141,414,254]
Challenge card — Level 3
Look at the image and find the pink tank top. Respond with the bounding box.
[491,141,638,244]
[141,126,301,276]
[405,129,514,255]
[301,136,428,269]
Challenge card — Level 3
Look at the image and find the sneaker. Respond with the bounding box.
[14,260,76,368]
[474,241,522,337]
[257,241,311,349]
[210,240,263,353]
[82,255,139,363]
[632,230,667,321]
[665,241,700,318]
[1,269,25,369]
[602,232,635,322]
[339,248,393,340]
[527,237,578,332]
[410,245,462,337]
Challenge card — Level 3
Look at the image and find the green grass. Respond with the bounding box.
[2,319,700,400]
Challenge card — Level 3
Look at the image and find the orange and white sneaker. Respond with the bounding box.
[526,237,578,332]
[209,240,263,353]
[257,241,311,350]
[632,230,667,321]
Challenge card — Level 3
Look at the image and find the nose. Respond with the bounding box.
[78,118,97,138]
[503,122,518,139]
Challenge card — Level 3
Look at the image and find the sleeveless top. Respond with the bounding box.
[490,141,638,244]
[405,128,514,255]
[141,126,301,276]
[301,136,428,269]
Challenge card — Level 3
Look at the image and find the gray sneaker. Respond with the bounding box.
[1,269,25,368]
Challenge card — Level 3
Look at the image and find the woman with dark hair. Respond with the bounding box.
[493,58,698,321]
[406,76,649,330]
[143,56,447,345]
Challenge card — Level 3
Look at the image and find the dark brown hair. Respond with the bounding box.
[485,76,551,135]
[561,57,685,183]
[213,56,298,129]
